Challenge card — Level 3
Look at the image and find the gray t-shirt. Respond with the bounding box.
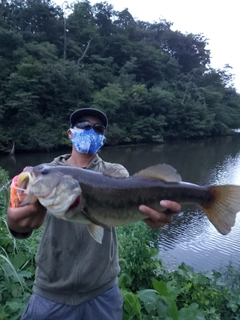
[13,154,129,305]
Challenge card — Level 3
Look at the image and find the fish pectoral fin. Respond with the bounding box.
[83,209,108,243]
[87,225,104,244]
[133,164,182,182]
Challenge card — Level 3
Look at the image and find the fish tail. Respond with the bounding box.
[201,185,240,235]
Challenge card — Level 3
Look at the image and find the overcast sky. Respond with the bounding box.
[58,0,240,93]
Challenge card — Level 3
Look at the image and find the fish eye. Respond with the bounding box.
[41,167,49,175]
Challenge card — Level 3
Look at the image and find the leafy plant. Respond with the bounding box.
[117,223,240,320]
[0,167,41,319]
[117,223,162,292]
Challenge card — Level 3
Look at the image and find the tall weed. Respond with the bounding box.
[0,168,40,320]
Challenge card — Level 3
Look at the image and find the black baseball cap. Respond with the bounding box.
[70,108,108,128]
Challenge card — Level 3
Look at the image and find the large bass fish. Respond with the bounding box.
[10,164,240,243]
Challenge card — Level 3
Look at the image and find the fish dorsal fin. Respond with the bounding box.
[133,164,182,182]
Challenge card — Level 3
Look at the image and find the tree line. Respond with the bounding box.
[0,0,240,153]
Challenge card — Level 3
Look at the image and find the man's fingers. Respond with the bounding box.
[7,202,46,232]
[139,201,181,229]
[160,200,181,213]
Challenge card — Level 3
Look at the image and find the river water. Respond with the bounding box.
[1,136,240,272]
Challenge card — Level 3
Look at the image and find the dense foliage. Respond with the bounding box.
[118,224,240,320]
[1,167,240,319]
[0,0,240,153]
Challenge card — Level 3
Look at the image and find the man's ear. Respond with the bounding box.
[67,129,72,139]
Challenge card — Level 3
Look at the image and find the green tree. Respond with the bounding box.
[0,0,240,152]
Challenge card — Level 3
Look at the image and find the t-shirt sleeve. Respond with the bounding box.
[9,228,32,239]
[103,163,129,178]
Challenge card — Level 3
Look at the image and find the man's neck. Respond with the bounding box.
[66,149,96,168]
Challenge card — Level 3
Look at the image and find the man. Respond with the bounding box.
[7,108,181,320]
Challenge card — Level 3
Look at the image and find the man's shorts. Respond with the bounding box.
[21,284,123,320]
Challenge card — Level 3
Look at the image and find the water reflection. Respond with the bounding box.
[208,153,240,185]
[159,147,240,272]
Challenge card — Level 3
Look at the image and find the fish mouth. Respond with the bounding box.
[17,172,33,189]
[16,167,36,192]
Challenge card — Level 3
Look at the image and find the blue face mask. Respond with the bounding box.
[69,128,105,154]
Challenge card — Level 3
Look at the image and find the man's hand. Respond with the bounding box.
[7,201,47,234]
[139,200,181,229]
